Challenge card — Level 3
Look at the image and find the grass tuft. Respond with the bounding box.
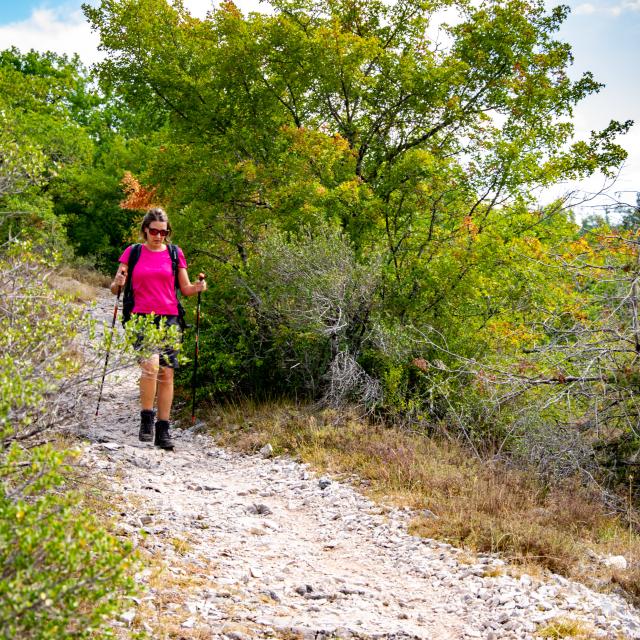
[538,617,597,639]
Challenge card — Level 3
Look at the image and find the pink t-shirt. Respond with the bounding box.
[119,244,188,316]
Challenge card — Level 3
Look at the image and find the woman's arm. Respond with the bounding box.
[178,268,207,297]
[110,264,127,295]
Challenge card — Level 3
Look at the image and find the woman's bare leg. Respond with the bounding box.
[156,365,174,421]
[139,354,160,411]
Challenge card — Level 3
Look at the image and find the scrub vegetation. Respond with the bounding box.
[1,0,640,630]
[0,242,137,637]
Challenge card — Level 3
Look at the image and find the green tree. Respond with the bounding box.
[51,135,154,269]
[0,47,154,267]
[0,48,95,185]
[619,192,640,231]
[0,48,96,248]
[84,0,631,403]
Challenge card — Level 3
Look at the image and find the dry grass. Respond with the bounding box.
[58,264,112,289]
[200,399,640,601]
[538,617,599,639]
[612,567,640,606]
[128,555,220,640]
[169,536,193,556]
[49,265,111,303]
[49,273,100,302]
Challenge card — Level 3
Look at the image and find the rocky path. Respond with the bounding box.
[80,291,640,639]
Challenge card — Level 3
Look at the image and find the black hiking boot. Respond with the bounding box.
[154,420,174,450]
[139,409,154,442]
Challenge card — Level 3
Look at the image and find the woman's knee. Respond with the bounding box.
[158,366,174,383]
[140,355,160,378]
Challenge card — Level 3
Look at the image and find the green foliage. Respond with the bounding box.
[0,47,153,267]
[51,135,154,269]
[0,444,135,639]
[0,48,93,251]
[0,240,85,440]
[71,0,640,495]
[0,239,137,637]
[176,224,381,401]
[85,0,630,347]
[0,48,95,194]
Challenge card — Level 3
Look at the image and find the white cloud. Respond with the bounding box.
[0,7,102,64]
[572,0,640,14]
[574,3,598,14]
[183,0,216,18]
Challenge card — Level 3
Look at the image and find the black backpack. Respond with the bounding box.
[121,243,188,330]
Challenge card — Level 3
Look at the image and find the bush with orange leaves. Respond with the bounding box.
[119,171,160,211]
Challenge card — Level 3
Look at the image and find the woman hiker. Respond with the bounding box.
[110,207,207,450]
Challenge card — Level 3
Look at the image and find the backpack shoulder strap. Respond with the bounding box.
[168,244,189,329]
[124,243,142,295]
[168,244,180,292]
[121,243,142,325]
[128,243,143,270]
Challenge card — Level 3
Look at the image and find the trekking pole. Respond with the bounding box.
[191,273,205,425]
[96,285,122,416]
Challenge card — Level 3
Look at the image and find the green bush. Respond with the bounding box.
[0,444,135,639]
[0,239,137,638]
[245,226,380,400]
[177,225,381,403]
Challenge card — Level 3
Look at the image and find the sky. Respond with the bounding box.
[0,0,638,217]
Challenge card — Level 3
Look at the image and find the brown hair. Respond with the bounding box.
[140,207,172,239]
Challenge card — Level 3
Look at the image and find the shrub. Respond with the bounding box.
[177,225,383,404]
[0,444,135,639]
[246,226,381,402]
[0,238,137,637]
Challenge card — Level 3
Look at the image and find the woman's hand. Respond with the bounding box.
[114,270,127,288]
[195,273,207,294]
[178,269,207,296]
[111,267,127,294]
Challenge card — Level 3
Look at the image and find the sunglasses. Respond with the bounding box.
[147,228,169,237]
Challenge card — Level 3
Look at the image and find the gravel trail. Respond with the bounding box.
[80,290,640,639]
